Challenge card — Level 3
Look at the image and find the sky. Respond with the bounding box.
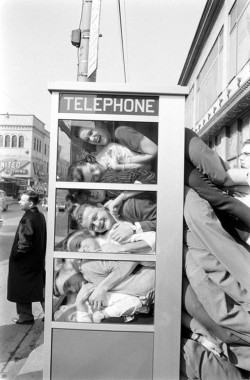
[0,0,206,131]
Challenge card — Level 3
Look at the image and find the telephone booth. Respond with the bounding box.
[43,82,188,380]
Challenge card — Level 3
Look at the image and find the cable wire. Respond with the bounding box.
[118,0,127,83]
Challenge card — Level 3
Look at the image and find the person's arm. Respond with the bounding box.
[75,283,95,322]
[109,160,150,171]
[118,152,156,167]
[223,168,250,186]
[107,151,153,171]
[185,160,250,231]
[13,219,34,260]
[88,261,138,309]
[101,239,152,254]
[115,126,158,165]
[109,197,157,243]
[109,220,157,242]
[185,128,229,186]
[104,191,144,215]
[222,185,250,197]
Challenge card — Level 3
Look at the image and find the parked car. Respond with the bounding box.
[0,190,9,211]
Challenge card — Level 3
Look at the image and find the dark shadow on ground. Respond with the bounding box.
[0,319,44,364]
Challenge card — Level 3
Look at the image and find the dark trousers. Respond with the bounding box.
[184,127,250,232]
[184,160,250,232]
[16,300,45,321]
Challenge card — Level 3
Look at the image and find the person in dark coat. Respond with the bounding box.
[7,190,47,324]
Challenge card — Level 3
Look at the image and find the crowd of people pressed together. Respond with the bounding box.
[6,121,250,379]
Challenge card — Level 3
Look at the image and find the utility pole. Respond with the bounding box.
[78,0,95,82]
[71,0,101,82]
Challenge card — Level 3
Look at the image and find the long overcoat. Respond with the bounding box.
[7,207,47,303]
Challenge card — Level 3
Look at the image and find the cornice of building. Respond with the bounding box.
[0,114,46,129]
[178,0,224,85]
[197,77,250,142]
[0,125,33,131]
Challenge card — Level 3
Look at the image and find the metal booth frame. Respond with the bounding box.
[43,82,188,380]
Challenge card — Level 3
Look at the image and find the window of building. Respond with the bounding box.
[12,135,17,147]
[39,140,41,152]
[18,135,24,148]
[240,115,250,148]
[229,0,250,81]
[33,138,36,150]
[196,28,224,122]
[226,122,240,168]
[5,135,10,147]
[0,135,3,147]
[36,139,39,151]
[44,144,47,155]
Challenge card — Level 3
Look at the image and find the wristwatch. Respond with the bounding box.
[131,224,137,234]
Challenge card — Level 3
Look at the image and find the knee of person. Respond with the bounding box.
[184,187,214,224]
[184,188,204,217]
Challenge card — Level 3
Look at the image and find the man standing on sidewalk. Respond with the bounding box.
[7,190,46,324]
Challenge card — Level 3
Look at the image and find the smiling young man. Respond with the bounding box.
[75,195,156,244]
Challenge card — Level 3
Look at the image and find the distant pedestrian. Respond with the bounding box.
[0,207,3,229]
[7,190,46,324]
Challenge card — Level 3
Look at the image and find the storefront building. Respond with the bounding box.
[0,114,50,192]
[179,0,250,168]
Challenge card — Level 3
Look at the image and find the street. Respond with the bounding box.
[0,203,46,380]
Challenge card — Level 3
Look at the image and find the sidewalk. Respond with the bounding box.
[0,259,44,380]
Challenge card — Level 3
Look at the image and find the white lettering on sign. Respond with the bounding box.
[103,98,113,110]
[75,97,83,111]
[64,97,74,110]
[0,160,22,169]
[60,94,159,115]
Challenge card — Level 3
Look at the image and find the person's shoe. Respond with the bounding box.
[12,317,34,325]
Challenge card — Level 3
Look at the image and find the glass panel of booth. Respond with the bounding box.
[53,116,158,326]
[52,186,157,326]
[51,114,159,326]
[56,119,158,183]
[52,258,155,325]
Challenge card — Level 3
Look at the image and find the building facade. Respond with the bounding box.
[0,114,50,192]
[179,0,250,168]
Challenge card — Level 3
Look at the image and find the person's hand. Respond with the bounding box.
[88,286,107,310]
[107,156,120,170]
[223,185,250,198]
[109,222,134,243]
[104,198,123,216]
[75,283,95,309]
[140,290,155,306]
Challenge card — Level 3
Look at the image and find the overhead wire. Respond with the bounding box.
[118,0,128,83]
